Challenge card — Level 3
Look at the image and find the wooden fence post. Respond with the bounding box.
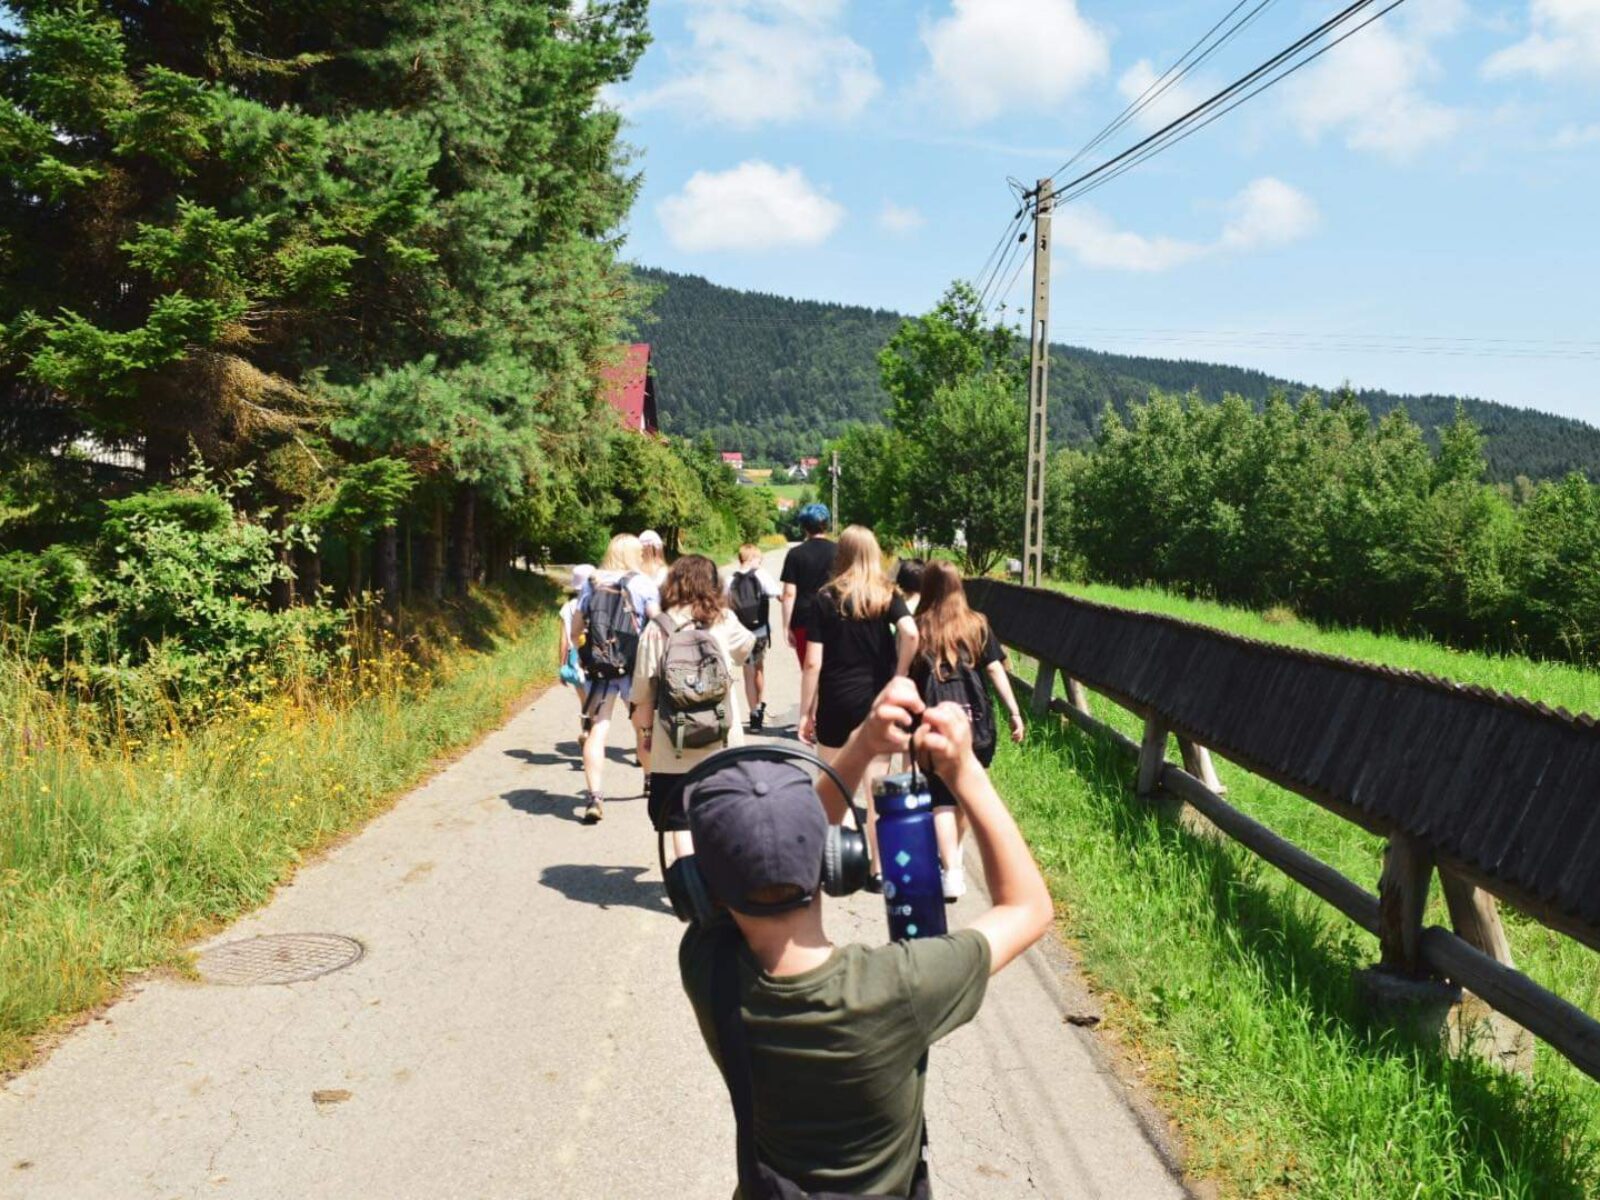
[1378,834,1434,974]
[1360,834,1460,1041]
[1066,677,1092,716]
[1178,738,1226,796]
[1440,870,1535,1076]
[1136,716,1169,800]
[1032,661,1057,718]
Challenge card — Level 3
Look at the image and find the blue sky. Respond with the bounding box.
[611,0,1600,422]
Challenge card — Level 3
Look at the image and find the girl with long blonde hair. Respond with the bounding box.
[798,525,919,754]
[911,560,1026,899]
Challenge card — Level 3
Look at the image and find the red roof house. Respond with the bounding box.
[601,344,658,435]
[799,456,820,470]
[720,451,745,469]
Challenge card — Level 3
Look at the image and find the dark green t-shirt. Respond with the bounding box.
[679,925,991,1197]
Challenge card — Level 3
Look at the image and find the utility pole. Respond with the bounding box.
[1022,178,1053,588]
[830,449,840,522]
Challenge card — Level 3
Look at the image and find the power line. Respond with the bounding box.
[976,0,1273,311]
[973,215,1028,308]
[1054,0,1280,184]
[1038,0,1384,207]
[1059,0,1409,208]
[979,228,1030,313]
[971,208,1027,296]
[971,177,1035,302]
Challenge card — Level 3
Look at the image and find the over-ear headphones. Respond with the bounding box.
[661,744,876,925]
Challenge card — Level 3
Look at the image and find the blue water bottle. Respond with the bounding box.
[873,771,948,941]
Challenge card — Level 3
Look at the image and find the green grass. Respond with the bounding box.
[0,580,559,1071]
[770,482,812,502]
[1048,578,1600,717]
[994,585,1600,1197]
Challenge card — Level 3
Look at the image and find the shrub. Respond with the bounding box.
[0,465,344,725]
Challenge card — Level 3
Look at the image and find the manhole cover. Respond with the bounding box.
[197,934,364,986]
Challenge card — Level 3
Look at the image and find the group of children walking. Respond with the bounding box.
[555,504,1025,897]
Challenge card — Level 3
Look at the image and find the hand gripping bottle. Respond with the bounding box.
[872,772,948,941]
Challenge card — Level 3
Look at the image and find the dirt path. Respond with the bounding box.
[0,548,1187,1199]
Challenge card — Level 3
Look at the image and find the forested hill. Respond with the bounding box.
[636,267,1600,482]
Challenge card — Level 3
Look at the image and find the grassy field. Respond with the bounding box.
[0,579,559,1072]
[993,582,1600,1197]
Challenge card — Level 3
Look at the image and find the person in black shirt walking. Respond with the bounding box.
[799,527,919,884]
[779,503,837,669]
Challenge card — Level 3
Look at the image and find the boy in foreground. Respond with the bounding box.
[678,677,1054,1197]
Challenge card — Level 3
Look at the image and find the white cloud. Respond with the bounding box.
[1284,0,1465,159]
[1053,177,1320,272]
[657,161,846,253]
[878,201,926,235]
[1054,208,1206,272]
[919,0,1109,126]
[1485,0,1600,80]
[1115,58,1210,134]
[1553,120,1600,146]
[1218,177,1323,251]
[626,0,879,127]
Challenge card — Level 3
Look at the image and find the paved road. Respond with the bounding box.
[0,548,1187,1200]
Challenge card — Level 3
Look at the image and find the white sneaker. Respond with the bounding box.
[941,864,967,902]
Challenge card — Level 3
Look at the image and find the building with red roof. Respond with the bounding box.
[600,343,658,435]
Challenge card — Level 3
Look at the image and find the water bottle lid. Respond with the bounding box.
[872,771,931,816]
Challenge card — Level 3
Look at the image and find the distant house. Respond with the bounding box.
[600,343,658,435]
[775,497,797,512]
[799,456,820,470]
[720,451,745,470]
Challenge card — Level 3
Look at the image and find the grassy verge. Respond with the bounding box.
[994,645,1600,1196]
[0,577,559,1072]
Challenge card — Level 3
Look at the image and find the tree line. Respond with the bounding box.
[640,267,1600,482]
[0,2,773,714]
[1066,391,1600,662]
[834,285,1600,665]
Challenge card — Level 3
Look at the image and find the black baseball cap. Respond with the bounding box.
[687,759,826,915]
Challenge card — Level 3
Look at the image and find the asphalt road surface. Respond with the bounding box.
[0,547,1188,1200]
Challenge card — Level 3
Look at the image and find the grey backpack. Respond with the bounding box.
[654,613,734,757]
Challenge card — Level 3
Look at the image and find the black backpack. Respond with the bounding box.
[918,655,995,758]
[730,569,769,633]
[580,572,642,681]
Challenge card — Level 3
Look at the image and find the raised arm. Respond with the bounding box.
[917,705,1052,974]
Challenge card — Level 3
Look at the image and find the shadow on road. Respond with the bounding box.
[539,864,673,916]
[503,743,634,769]
[503,787,588,823]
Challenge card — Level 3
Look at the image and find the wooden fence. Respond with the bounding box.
[966,579,1600,1083]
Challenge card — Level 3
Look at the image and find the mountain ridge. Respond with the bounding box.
[633,266,1600,482]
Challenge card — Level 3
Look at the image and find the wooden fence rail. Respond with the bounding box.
[969,579,1600,1083]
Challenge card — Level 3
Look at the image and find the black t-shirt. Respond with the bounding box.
[779,538,839,634]
[813,590,912,746]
